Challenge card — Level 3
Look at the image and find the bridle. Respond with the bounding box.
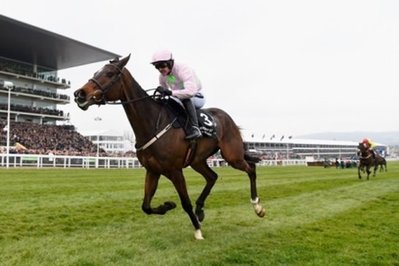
[88,63,156,105]
[88,63,124,105]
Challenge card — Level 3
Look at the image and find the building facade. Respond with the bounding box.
[83,131,134,155]
[0,14,119,126]
[0,57,70,124]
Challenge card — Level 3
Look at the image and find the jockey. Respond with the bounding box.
[361,138,376,158]
[151,49,204,140]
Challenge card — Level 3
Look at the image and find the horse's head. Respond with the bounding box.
[74,55,131,110]
[357,142,370,157]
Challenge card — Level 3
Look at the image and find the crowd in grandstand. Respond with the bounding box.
[0,120,105,156]
[0,85,70,100]
[0,103,64,117]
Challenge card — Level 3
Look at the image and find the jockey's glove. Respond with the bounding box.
[156,86,172,96]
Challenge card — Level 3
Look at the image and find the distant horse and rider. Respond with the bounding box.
[357,138,387,180]
[375,154,388,172]
[74,54,265,240]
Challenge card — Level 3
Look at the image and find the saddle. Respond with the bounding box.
[159,97,217,138]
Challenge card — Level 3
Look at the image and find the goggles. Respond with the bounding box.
[153,61,169,69]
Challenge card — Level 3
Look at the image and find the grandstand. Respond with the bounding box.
[0,15,119,155]
[242,132,389,161]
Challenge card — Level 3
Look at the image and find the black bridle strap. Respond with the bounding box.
[89,64,124,102]
[89,78,103,90]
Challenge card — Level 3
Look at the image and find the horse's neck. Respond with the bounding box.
[121,71,165,143]
[361,149,371,158]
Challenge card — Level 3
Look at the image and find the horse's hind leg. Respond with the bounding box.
[221,149,266,217]
[366,167,371,180]
[191,161,218,222]
[141,170,177,215]
[244,160,266,217]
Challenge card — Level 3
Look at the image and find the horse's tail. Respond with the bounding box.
[244,151,261,164]
[243,143,261,164]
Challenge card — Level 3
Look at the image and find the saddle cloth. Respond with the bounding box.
[163,97,217,138]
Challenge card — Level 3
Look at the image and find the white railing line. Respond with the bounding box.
[0,153,142,169]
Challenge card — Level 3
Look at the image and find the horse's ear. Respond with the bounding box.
[118,54,131,68]
[110,57,120,63]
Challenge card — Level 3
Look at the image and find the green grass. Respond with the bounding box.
[0,163,398,265]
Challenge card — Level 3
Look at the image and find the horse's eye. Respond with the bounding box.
[106,72,114,78]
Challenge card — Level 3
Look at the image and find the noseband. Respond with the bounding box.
[88,63,124,104]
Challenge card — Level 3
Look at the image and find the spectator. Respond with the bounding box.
[0,120,103,156]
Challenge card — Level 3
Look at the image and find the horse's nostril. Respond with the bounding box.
[74,89,86,99]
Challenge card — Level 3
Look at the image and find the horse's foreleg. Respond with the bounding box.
[142,171,176,215]
[191,162,218,222]
[168,170,203,240]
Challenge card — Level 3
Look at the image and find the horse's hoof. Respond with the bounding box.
[256,208,266,218]
[254,205,266,218]
[194,229,204,240]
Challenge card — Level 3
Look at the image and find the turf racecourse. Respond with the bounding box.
[0,163,398,266]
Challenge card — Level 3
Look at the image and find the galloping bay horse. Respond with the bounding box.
[357,142,378,180]
[74,55,265,240]
[375,153,388,172]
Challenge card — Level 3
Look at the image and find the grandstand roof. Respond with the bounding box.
[0,15,120,70]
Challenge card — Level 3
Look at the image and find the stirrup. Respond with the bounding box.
[185,127,202,140]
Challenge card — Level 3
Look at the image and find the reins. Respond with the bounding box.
[105,88,157,105]
[89,63,158,106]
[90,63,174,151]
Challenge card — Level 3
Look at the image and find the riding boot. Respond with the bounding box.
[371,150,376,159]
[182,98,202,140]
